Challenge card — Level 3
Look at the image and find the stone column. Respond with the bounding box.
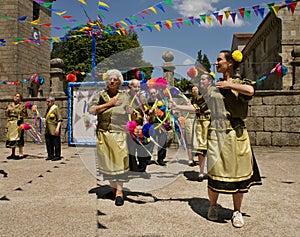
[291,46,300,90]
[162,51,175,87]
[50,58,65,97]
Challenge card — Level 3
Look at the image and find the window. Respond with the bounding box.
[33,2,40,21]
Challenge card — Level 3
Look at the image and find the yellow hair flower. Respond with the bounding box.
[49,113,55,118]
[209,72,216,79]
[232,50,243,63]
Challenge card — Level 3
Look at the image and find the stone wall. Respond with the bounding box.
[1,91,299,146]
[0,0,53,97]
[0,96,68,144]
[241,6,300,90]
[246,90,300,146]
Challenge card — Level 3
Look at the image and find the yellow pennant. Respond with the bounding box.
[56,11,67,16]
[98,1,110,8]
[148,7,157,14]
[78,0,87,5]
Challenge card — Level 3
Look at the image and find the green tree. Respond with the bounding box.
[51,24,153,91]
[196,50,211,72]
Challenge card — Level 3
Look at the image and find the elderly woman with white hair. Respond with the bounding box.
[88,69,131,206]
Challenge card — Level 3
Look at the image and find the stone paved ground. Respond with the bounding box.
[0,143,299,237]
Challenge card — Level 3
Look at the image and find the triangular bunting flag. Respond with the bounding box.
[177,18,183,24]
[98,1,110,8]
[148,7,157,14]
[188,16,194,25]
[78,0,87,5]
[252,5,259,16]
[156,3,165,13]
[31,19,40,25]
[130,15,138,23]
[120,20,128,27]
[213,12,219,20]
[156,21,162,28]
[164,0,174,6]
[195,18,201,24]
[166,20,172,28]
[200,14,206,23]
[230,13,236,23]
[184,19,191,26]
[271,5,280,16]
[224,10,231,20]
[245,10,251,20]
[289,2,297,15]
[125,18,133,25]
[174,22,181,29]
[206,16,212,25]
[56,11,67,16]
[238,8,245,18]
[258,8,265,18]
[154,24,161,31]
[18,16,27,21]
[218,15,223,25]
[142,10,150,15]
[164,22,171,30]
[285,0,292,11]
[146,24,153,32]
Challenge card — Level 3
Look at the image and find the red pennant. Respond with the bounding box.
[42,23,51,27]
[164,23,171,30]
[218,15,223,25]
[177,18,183,24]
[62,15,72,19]
[142,10,150,15]
[290,2,297,15]
[238,8,245,18]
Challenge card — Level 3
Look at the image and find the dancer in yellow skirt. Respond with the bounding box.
[89,69,131,206]
[5,93,28,159]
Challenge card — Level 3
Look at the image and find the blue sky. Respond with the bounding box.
[51,0,279,78]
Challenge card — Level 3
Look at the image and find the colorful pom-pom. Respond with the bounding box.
[169,87,181,97]
[30,73,38,81]
[157,101,164,107]
[140,79,148,91]
[20,123,31,130]
[147,78,157,88]
[187,67,198,78]
[34,75,45,86]
[135,70,145,80]
[126,121,138,134]
[142,123,154,138]
[163,121,172,131]
[153,77,168,90]
[25,102,32,109]
[66,73,77,82]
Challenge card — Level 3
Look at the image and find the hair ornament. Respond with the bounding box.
[232,50,243,63]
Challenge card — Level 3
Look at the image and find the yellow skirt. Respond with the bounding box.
[96,131,129,177]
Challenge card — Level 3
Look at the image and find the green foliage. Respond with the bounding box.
[197,50,211,72]
[51,25,153,92]
[174,77,194,93]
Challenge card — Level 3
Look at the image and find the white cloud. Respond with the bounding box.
[183,58,194,65]
[172,0,244,28]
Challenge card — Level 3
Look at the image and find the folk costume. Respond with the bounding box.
[206,76,262,193]
[6,102,27,148]
[89,90,130,181]
[45,103,63,160]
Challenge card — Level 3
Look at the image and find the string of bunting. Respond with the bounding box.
[0,0,298,45]
[0,74,45,85]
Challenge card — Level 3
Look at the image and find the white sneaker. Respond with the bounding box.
[208,206,218,221]
[231,211,244,228]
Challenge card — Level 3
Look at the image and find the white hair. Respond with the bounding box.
[105,69,124,85]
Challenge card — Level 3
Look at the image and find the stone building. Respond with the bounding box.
[0,0,55,98]
[234,6,300,90]
[231,5,300,146]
